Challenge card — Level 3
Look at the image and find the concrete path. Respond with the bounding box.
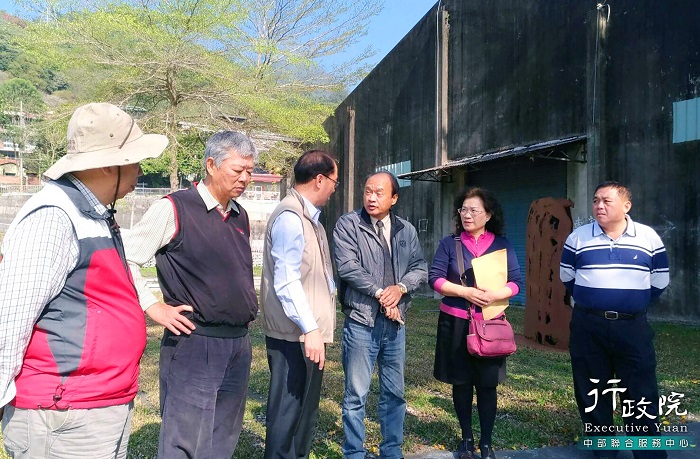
[406,422,699,459]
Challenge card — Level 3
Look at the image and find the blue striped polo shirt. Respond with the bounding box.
[559,216,669,313]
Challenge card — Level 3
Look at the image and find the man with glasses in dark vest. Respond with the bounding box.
[124,131,259,459]
[333,171,427,459]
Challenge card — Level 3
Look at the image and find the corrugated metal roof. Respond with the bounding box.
[398,134,587,182]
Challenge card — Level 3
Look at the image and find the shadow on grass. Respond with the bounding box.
[133,299,699,457]
[128,421,159,458]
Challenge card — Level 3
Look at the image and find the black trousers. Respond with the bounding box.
[157,331,252,459]
[264,336,324,459]
[569,307,667,459]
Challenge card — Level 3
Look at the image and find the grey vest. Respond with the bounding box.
[260,188,335,342]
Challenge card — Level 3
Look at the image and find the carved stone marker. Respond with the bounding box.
[524,197,574,350]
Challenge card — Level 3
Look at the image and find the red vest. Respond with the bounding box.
[11,179,146,409]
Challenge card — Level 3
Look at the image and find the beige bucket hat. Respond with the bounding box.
[44,103,168,180]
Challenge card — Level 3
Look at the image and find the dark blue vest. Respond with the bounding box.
[155,187,258,337]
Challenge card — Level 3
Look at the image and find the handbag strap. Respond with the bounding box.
[454,237,466,287]
[454,237,474,320]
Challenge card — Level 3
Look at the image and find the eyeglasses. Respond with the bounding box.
[457,207,485,216]
[322,174,340,190]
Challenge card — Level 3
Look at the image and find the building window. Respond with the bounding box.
[673,97,700,143]
[1,163,18,176]
[377,161,412,187]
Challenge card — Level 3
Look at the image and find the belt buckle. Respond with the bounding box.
[604,311,619,320]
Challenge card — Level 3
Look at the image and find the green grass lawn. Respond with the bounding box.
[0,299,698,458]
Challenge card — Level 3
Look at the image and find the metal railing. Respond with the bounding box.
[0,184,282,200]
[0,184,44,194]
[240,190,280,201]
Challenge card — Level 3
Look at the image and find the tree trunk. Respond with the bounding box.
[168,145,178,191]
[165,105,179,192]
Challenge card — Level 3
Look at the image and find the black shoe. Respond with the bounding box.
[458,438,475,459]
[479,444,496,459]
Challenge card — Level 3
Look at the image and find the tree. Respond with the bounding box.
[18,0,252,189]
[230,0,383,89]
[14,0,382,186]
[0,77,45,114]
[23,104,70,175]
[0,78,46,188]
[0,15,21,71]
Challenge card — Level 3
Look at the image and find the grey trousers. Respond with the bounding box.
[1,401,133,459]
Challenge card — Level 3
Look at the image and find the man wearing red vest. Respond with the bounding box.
[0,103,168,458]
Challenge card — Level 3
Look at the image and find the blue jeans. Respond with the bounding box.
[342,315,406,459]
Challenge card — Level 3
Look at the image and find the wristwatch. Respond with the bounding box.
[398,283,408,295]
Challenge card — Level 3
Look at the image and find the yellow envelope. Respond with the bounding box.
[471,248,509,320]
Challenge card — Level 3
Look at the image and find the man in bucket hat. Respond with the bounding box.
[0,102,168,459]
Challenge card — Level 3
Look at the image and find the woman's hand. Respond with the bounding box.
[477,288,502,306]
[462,286,491,307]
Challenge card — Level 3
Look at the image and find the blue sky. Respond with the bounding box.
[331,0,437,71]
[1,0,438,76]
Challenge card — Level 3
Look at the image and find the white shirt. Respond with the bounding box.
[370,214,392,254]
[270,195,335,334]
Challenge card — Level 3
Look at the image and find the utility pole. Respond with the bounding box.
[19,101,25,192]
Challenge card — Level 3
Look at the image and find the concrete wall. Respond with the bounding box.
[0,191,276,266]
[324,0,700,320]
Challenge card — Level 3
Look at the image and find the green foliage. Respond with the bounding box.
[0,77,45,113]
[7,54,67,93]
[6,0,379,181]
[241,93,334,175]
[0,17,20,71]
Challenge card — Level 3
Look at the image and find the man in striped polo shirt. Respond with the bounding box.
[560,181,669,459]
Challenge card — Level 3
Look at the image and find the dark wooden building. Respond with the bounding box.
[324,0,700,321]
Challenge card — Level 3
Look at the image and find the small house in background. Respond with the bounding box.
[0,157,40,187]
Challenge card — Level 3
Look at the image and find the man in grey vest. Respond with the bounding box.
[260,150,339,458]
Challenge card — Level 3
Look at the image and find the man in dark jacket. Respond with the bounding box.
[333,171,427,459]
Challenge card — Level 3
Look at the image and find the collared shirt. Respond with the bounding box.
[0,175,103,407]
[560,215,670,313]
[123,181,240,309]
[270,194,335,334]
[460,230,496,258]
[369,214,392,254]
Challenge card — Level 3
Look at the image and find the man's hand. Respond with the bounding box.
[378,285,402,310]
[383,304,404,324]
[303,329,326,370]
[145,302,195,335]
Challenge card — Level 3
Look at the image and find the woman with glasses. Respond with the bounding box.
[428,187,522,459]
